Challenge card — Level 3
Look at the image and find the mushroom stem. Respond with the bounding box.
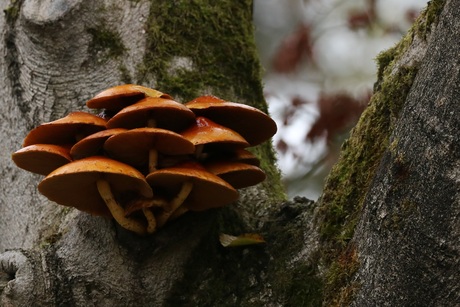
[143,208,157,234]
[157,181,193,228]
[96,179,146,235]
[148,149,158,173]
[147,118,157,128]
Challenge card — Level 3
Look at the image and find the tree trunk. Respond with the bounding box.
[1,0,458,306]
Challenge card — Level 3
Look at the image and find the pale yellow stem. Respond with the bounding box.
[96,179,146,235]
[143,208,157,234]
[157,181,193,228]
[148,149,158,173]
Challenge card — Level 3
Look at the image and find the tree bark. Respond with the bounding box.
[1,0,458,306]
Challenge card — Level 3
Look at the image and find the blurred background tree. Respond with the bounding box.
[254,0,427,199]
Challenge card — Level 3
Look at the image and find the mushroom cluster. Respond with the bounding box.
[12,84,277,235]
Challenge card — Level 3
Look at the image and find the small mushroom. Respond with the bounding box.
[38,156,153,235]
[146,161,239,226]
[86,84,172,113]
[180,117,249,159]
[185,96,277,146]
[70,128,127,160]
[204,161,266,189]
[104,127,195,173]
[106,97,195,132]
[12,144,72,176]
[23,112,107,147]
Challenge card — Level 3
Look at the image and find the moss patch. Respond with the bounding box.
[315,1,447,303]
[87,25,126,61]
[165,198,321,306]
[139,0,265,107]
[140,0,284,202]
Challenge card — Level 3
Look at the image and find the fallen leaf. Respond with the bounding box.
[219,233,266,247]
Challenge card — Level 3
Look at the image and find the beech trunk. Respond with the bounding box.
[0,0,458,306]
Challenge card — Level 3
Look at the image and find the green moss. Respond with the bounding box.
[3,0,22,23]
[415,0,446,39]
[166,199,321,306]
[139,0,265,107]
[315,5,444,302]
[140,0,284,202]
[87,25,126,60]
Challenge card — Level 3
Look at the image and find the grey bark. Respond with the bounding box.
[353,0,460,305]
[0,1,286,306]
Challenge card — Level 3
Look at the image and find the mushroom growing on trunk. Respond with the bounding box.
[38,156,153,235]
[146,161,239,226]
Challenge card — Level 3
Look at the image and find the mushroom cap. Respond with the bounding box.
[104,128,195,167]
[86,84,172,111]
[180,117,249,151]
[204,161,266,189]
[70,128,127,160]
[185,96,277,145]
[12,144,72,176]
[23,112,107,147]
[206,148,260,166]
[106,97,195,131]
[38,156,153,217]
[146,161,238,211]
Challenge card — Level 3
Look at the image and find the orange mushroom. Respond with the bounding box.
[204,161,266,189]
[146,161,239,226]
[70,128,127,160]
[38,156,153,235]
[23,111,107,147]
[180,117,249,159]
[185,96,277,146]
[86,84,172,112]
[12,144,72,176]
[104,127,194,173]
[106,97,195,132]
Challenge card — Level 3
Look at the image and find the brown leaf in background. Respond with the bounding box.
[306,92,369,141]
[272,24,312,73]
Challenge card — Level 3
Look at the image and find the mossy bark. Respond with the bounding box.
[1,0,458,306]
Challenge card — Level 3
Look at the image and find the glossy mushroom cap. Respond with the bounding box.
[106,97,195,132]
[204,161,266,189]
[185,96,277,146]
[70,128,127,160]
[146,161,238,211]
[86,84,172,112]
[12,144,72,176]
[104,128,195,168]
[23,112,107,147]
[181,117,249,151]
[38,156,153,217]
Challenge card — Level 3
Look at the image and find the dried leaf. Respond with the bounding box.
[272,24,312,73]
[219,233,266,247]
